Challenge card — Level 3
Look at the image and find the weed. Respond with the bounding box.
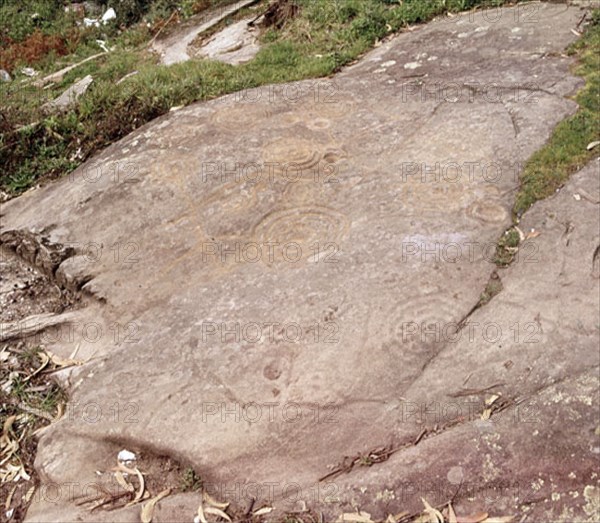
[180,467,203,491]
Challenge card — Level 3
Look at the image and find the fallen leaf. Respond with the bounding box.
[252,507,273,516]
[481,517,514,523]
[115,471,134,492]
[124,467,145,506]
[203,491,229,509]
[24,351,49,382]
[587,140,600,150]
[196,502,208,523]
[205,506,232,522]
[448,503,458,523]
[45,349,84,368]
[113,461,139,475]
[5,484,17,510]
[23,485,36,503]
[1,415,16,442]
[422,498,444,523]
[485,394,501,406]
[140,488,171,523]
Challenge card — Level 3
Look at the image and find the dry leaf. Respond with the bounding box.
[23,485,36,503]
[2,415,16,438]
[485,394,501,406]
[587,141,600,150]
[5,484,17,509]
[50,402,64,423]
[196,502,208,523]
[115,471,134,492]
[124,467,145,506]
[205,506,232,522]
[253,507,273,516]
[24,351,49,382]
[113,461,139,475]
[45,349,84,368]
[448,503,458,523]
[421,498,444,523]
[140,488,171,523]
[203,491,229,509]
[480,517,514,523]
[525,230,541,240]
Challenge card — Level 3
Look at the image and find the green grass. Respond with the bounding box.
[0,0,551,196]
[180,467,203,491]
[513,10,600,217]
[489,10,600,268]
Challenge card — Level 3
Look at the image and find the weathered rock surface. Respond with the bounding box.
[43,74,94,110]
[0,3,597,521]
[195,18,260,65]
[151,0,259,65]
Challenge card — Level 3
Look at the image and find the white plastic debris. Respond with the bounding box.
[84,17,100,27]
[573,194,582,201]
[6,509,14,519]
[117,449,136,462]
[21,67,37,77]
[101,7,117,23]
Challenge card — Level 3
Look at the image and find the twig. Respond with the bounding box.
[447,383,506,398]
[148,10,178,47]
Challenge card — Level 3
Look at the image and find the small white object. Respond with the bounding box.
[6,509,14,519]
[21,67,37,77]
[587,140,600,150]
[96,39,109,52]
[118,449,136,462]
[101,8,116,24]
[84,17,100,27]
[573,194,581,201]
[404,62,421,70]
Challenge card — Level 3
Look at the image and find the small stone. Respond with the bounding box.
[0,69,11,82]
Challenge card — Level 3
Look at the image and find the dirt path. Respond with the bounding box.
[1,3,598,522]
